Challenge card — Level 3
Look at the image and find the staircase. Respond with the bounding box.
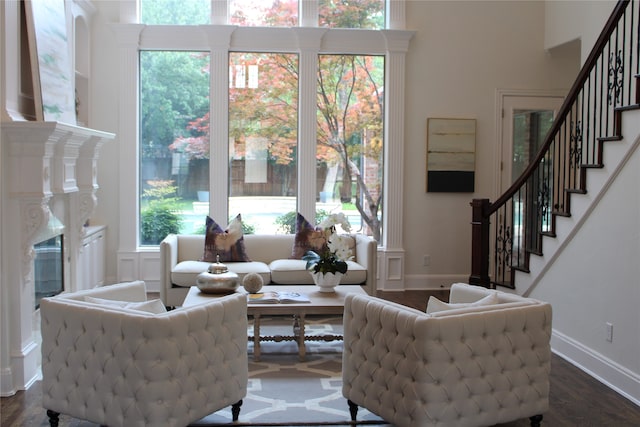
[470,0,640,293]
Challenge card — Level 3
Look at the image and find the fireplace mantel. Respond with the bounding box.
[0,121,115,396]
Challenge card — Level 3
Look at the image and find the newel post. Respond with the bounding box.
[469,198,491,288]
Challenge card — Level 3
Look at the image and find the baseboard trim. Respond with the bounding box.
[552,329,640,407]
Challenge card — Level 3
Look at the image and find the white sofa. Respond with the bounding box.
[342,283,553,427]
[160,233,377,307]
[40,280,248,427]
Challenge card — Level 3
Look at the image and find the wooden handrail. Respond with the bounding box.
[471,0,638,288]
[488,0,631,215]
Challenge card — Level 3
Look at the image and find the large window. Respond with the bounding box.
[137,0,394,245]
[316,55,384,241]
[140,0,385,28]
[228,52,299,234]
[229,0,298,26]
[140,0,210,25]
[319,0,384,29]
[139,50,210,245]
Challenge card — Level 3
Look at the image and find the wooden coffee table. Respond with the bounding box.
[182,285,368,361]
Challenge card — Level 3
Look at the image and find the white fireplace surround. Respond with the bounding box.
[0,121,114,396]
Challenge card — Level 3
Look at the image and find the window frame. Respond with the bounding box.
[116,1,411,257]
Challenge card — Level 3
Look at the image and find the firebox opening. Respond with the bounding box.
[34,234,64,309]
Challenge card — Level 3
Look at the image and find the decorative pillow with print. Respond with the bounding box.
[290,213,328,259]
[202,214,251,263]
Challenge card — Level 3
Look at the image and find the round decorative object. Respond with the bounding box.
[242,272,264,293]
[196,255,239,294]
[310,271,343,293]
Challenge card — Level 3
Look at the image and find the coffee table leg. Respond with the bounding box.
[253,314,261,362]
[298,313,306,362]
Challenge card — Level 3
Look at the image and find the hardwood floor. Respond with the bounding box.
[2,290,639,426]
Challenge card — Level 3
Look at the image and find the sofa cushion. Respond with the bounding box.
[269,259,367,285]
[290,213,327,259]
[202,214,251,262]
[84,296,167,314]
[426,292,498,314]
[172,260,271,287]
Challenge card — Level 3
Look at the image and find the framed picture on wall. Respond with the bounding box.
[24,0,76,124]
[426,118,476,192]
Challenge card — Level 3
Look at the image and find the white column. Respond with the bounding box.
[113,24,144,281]
[377,30,414,291]
[300,0,319,28]
[387,0,406,30]
[294,28,326,222]
[201,26,236,221]
[211,0,228,25]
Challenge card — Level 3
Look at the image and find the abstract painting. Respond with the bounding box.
[426,118,476,192]
[25,0,76,124]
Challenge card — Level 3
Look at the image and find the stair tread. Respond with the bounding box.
[616,104,640,111]
[567,188,587,194]
[598,135,623,142]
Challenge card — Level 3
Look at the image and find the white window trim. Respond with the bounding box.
[114,1,413,291]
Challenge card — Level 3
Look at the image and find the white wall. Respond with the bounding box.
[402,0,579,288]
[545,0,615,61]
[529,128,640,405]
[85,1,121,284]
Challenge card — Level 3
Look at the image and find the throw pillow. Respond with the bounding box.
[84,296,167,314]
[202,214,251,263]
[290,213,327,259]
[426,292,499,314]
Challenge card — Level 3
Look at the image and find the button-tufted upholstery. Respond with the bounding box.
[40,280,248,427]
[342,283,552,427]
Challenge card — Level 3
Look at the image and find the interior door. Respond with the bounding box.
[499,94,564,262]
[500,95,564,193]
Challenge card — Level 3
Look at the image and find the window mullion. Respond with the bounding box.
[299,0,319,27]
[211,0,228,25]
[297,49,318,223]
[295,28,324,223]
[204,27,235,221]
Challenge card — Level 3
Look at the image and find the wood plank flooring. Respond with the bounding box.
[2,289,639,426]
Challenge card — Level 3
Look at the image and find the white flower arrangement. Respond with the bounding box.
[303,213,353,275]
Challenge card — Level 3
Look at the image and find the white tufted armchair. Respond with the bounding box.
[342,283,552,427]
[40,280,248,427]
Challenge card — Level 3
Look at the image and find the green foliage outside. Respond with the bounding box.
[140,181,182,245]
[140,0,210,25]
[275,210,330,234]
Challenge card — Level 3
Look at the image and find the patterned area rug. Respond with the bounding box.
[20,317,388,426]
[190,316,390,426]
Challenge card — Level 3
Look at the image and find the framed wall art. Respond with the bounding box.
[24,0,76,124]
[426,118,476,192]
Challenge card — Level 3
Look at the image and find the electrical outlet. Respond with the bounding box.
[423,255,431,266]
[606,322,613,342]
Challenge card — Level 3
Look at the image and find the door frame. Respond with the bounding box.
[494,89,567,199]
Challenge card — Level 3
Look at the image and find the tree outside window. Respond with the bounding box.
[138,0,387,243]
